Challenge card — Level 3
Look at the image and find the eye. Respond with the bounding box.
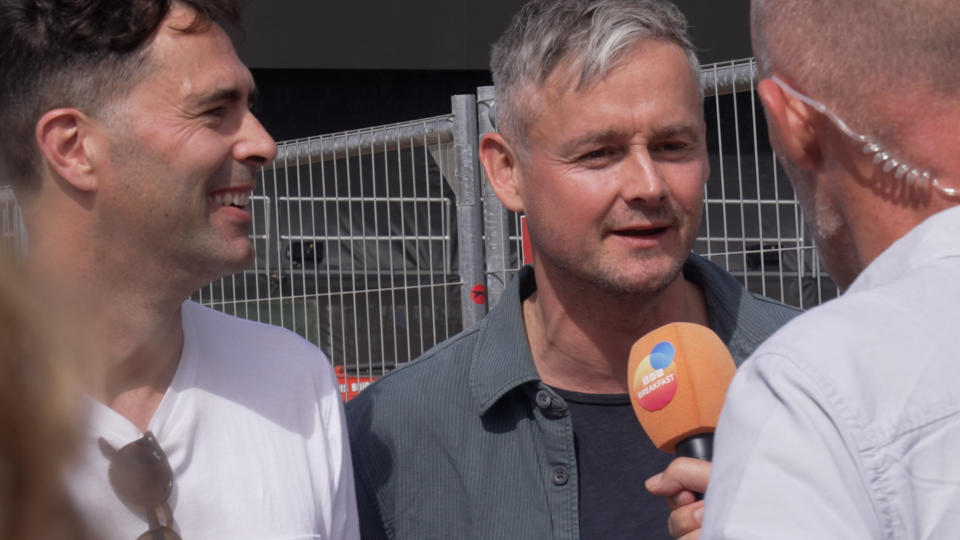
[656,141,687,152]
[577,147,621,166]
[652,140,697,160]
[204,106,227,118]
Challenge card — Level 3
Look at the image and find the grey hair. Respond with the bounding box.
[491,0,701,151]
[751,0,960,143]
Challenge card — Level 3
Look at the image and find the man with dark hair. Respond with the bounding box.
[0,1,359,538]
[346,1,798,538]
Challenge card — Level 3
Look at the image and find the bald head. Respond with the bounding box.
[751,0,960,136]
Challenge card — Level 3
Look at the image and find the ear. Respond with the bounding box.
[757,77,823,172]
[35,108,100,192]
[479,131,525,213]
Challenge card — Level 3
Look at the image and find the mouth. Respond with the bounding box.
[612,225,669,238]
[208,188,252,210]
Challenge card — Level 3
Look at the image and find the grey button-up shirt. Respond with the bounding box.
[347,255,800,539]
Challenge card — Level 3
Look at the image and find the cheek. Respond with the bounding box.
[520,163,577,207]
[668,184,706,216]
[522,160,624,221]
[677,184,706,215]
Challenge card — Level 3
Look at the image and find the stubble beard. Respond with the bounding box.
[781,157,859,288]
[533,226,693,302]
[595,258,684,301]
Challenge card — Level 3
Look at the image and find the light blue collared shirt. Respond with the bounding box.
[704,205,960,539]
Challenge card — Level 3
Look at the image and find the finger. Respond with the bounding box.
[662,489,695,511]
[667,500,705,539]
[669,489,697,509]
[645,457,711,497]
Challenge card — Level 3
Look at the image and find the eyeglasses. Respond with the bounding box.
[98,431,181,540]
[769,75,960,199]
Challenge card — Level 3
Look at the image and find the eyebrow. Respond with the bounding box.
[558,129,623,156]
[192,85,259,109]
[558,123,701,155]
[648,124,701,141]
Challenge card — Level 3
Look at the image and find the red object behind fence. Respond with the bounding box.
[521,215,533,265]
[334,366,377,401]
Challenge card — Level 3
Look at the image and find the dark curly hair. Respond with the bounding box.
[0,0,242,194]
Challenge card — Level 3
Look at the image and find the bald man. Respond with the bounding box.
[652,1,960,538]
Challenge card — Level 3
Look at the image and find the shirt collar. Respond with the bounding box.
[469,266,541,414]
[846,205,960,294]
[683,253,781,365]
[468,255,778,413]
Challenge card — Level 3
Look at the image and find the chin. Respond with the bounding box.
[619,257,685,295]
[209,245,256,277]
[231,250,256,272]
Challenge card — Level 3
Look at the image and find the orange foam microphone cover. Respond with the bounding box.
[628,322,736,456]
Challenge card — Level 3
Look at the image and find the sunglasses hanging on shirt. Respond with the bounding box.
[98,431,181,540]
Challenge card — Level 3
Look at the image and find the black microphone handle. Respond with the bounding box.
[674,433,713,501]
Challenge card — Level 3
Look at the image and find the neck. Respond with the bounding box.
[25,209,188,432]
[523,262,708,394]
[819,97,960,288]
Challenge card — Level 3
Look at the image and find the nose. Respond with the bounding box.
[234,110,278,167]
[620,148,667,204]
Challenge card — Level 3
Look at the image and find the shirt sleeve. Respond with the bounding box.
[317,359,362,540]
[701,351,882,540]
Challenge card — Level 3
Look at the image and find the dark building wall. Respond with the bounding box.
[240,1,753,140]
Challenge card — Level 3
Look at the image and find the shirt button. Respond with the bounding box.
[552,466,569,486]
[535,390,552,409]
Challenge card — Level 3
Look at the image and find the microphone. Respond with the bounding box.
[628,322,736,464]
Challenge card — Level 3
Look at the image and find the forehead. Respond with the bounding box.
[524,40,703,144]
[133,5,254,105]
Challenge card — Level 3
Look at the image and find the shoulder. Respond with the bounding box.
[184,301,324,358]
[740,296,866,386]
[749,284,899,364]
[344,326,486,512]
[346,324,481,425]
[684,254,801,362]
[736,289,803,339]
[733,284,948,435]
[685,254,801,323]
[182,301,336,392]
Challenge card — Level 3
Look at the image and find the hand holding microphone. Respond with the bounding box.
[629,322,736,539]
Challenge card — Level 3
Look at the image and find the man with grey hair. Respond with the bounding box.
[346,1,797,538]
[649,1,960,538]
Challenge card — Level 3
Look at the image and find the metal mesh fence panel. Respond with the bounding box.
[0,59,841,398]
[697,59,839,308]
[191,116,463,393]
[0,186,26,258]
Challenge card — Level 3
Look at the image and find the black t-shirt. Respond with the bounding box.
[553,387,675,539]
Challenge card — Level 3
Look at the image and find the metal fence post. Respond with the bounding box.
[0,186,27,259]
[699,60,758,97]
[476,86,513,308]
[452,94,487,329]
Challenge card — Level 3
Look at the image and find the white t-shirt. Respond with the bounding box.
[67,301,360,540]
